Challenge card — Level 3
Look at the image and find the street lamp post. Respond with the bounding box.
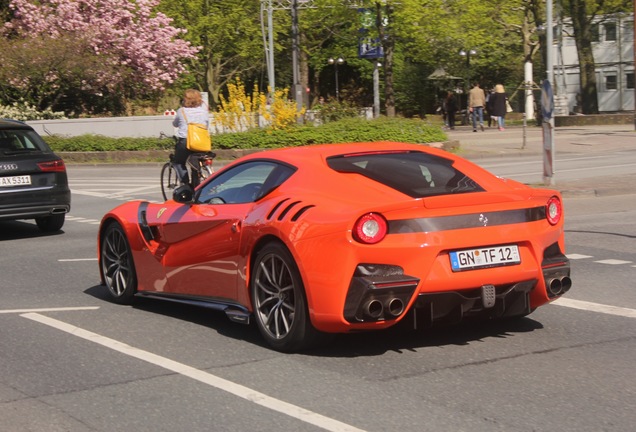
[328,57,344,100]
[459,49,477,124]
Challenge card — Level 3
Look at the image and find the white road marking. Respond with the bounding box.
[65,216,101,225]
[20,313,367,432]
[0,307,99,314]
[594,259,633,265]
[553,298,636,319]
[58,258,97,262]
[566,254,593,259]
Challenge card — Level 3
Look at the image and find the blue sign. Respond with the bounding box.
[358,37,384,59]
[358,8,384,59]
[541,80,554,121]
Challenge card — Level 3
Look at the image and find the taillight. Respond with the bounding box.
[546,196,562,225]
[353,213,387,244]
[203,158,214,166]
[38,159,66,173]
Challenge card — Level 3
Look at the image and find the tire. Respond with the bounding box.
[101,222,137,305]
[160,162,179,201]
[251,242,322,352]
[35,213,65,232]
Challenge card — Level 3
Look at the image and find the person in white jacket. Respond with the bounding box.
[172,89,210,186]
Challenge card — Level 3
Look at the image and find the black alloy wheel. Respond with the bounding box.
[251,242,319,352]
[101,222,137,304]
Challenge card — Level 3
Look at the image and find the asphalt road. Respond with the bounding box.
[1,150,635,431]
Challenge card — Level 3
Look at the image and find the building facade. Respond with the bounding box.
[554,13,634,114]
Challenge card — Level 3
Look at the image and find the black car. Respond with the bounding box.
[0,119,70,232]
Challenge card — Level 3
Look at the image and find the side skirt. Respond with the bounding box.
[134,292,251,324]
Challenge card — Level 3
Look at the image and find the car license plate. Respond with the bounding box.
[450,245,520,271]
[0,175,31,187]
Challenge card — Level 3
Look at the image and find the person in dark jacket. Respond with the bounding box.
[489,84,508,131]
[486,88,497,127]
[445,90,458,130]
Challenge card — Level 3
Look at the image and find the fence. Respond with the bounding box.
[26,108,375,138]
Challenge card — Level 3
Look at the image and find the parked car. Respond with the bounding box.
[98,142,571,352]
[0,119,71,232]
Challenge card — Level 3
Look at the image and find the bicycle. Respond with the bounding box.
[159,133,216,201]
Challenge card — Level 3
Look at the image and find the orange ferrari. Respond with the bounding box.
[98,142,571,352]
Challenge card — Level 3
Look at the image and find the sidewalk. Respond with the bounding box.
[446,123,635,158]
[446,123,636,197]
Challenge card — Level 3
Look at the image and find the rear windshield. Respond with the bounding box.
[0,129,50,156]
[327,151,484,198]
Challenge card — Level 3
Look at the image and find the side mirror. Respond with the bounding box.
[173,184,194,203]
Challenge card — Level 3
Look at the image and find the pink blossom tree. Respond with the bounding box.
[2,0,199,114]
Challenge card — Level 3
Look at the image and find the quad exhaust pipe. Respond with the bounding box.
[363,299,384,319]
[363,297,406,319]
[386,298,405,317]
[546,276,572,297]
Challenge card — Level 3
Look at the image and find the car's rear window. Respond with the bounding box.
[327,151,484,198]
[0,129,50,156]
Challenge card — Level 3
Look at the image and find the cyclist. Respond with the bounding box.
[172,89,210,188]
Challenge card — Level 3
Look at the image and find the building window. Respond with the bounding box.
[590,24,600,42]
[627,73,635,90]
[605,74,617,91]
[624,22,634,40]
[604,22,617,41]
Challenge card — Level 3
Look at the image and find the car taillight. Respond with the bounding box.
[38,160,66,173]
[353,213,387,244]
[546,196,562,225]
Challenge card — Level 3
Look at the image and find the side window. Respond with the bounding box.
[197,161,294,204]
[626,72,635,90]
[590,24,600,42]
[604,22,617,41]
[605,74,617,91]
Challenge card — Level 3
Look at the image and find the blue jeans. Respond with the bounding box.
[471,106,484,129]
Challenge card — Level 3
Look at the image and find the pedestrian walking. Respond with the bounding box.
[445,90,458,130]
[468,82,486,132]
[486,88,497,128]
[489,84,509,131]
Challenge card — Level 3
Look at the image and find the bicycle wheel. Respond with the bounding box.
[201,165,214,180]
[160,162,179,200]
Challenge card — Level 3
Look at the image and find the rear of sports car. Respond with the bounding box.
[287,146,570,333]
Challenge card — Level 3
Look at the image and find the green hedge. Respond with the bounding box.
[44,134,173,152]
[45,117,447,152]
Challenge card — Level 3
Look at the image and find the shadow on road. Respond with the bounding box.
[84,284,544,357]
[0,220,65,241]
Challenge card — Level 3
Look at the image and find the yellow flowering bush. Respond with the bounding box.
[258,87,306,130]
[214,79,304,132]
[214,78,259,132]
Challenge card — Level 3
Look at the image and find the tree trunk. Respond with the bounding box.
[205,57,221,110]
[300,32,310,108]
[377,2,395,117]
[568,0,599,114]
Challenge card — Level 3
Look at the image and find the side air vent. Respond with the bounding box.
[278,201,301,220]
[267,198,315,222]
[291,205,315,221]
[267,198,289,220]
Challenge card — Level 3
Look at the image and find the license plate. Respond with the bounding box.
[0,175,31,187]
[450,245,520,271]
